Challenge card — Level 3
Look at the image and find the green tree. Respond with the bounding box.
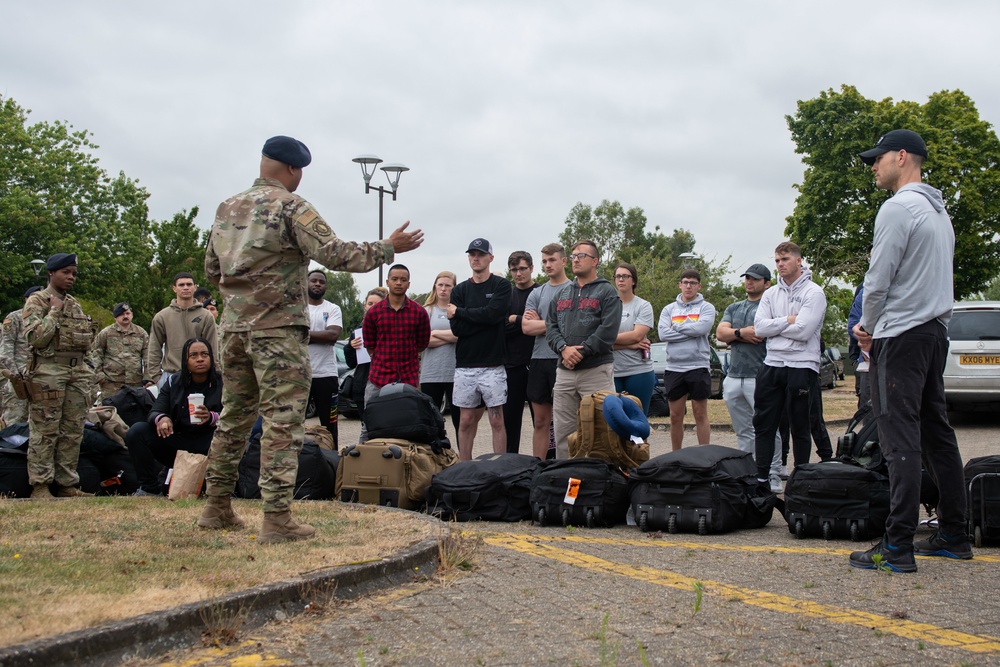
[0,95,156,316]
[785,85,1000,298]
[559,200,738,342]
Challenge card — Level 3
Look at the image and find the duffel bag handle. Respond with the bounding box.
[441,491,480,511]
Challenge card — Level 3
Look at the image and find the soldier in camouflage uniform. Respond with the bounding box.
[88,302,149,398]
[22,254,95,499]
[1,286,42,425]
[198,135,424,543]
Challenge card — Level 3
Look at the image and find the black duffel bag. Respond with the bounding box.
[426,453,540,522]
[630,444,775,534]
[365,383,450,450]
[236,426,339,500]
[101,386,154,427]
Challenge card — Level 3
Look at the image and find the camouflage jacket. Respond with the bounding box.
[89,322,149,387]
[23,287,95,360]
[205,177,394,332]
[1,309,28,374]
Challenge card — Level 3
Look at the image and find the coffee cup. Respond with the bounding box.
[188,393,205,424]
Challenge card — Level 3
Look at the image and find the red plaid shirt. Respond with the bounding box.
[362,297,431,388]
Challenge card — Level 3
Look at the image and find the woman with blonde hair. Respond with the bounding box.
[420,271,460,439]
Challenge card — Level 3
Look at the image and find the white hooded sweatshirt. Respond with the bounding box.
[754,268,826,372]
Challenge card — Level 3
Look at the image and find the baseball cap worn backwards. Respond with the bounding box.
[262,136,312,168]
[467,238,494,255]
[859,129,927,166]
[740,263,772,282]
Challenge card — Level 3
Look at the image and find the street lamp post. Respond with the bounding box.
[30,259,45,285]
[352,155,410,286]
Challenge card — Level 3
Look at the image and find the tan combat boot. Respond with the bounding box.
[54,485,94,498]
[31,484,54,499]
[259,510,316,544]
[197,495,246,530]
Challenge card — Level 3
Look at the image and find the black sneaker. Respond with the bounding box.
[849,537,917,573]
[914,531,973,560]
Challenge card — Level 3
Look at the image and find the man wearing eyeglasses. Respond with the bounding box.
[545,240,621,459]
[503,250,539,453]
[658,270,717,450]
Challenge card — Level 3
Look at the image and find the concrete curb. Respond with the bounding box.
[0,505,446,667]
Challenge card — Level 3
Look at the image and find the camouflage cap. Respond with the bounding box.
[262,136,312,168]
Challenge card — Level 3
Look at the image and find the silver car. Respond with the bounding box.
[944,301,1000,410]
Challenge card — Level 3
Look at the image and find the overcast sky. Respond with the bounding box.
[3,2,999,299]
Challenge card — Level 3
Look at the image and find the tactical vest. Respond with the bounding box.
[54,309,95,352]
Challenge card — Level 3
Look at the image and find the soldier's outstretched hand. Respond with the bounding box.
[388,221,424,254]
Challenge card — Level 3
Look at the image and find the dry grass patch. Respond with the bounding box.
[0,498,430,647]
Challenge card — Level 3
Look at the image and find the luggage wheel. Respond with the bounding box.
[697,515,707,536]
[585,508,596,529]
[638,511,649,533]
[794,518,805,539]
[536,507,547,526]
[975,525,983,548]
[822,521,833,541]
[849,520,861,542]
[667,514,677,534]
[561,508,571,527]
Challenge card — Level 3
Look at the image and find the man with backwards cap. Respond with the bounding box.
[22,253,96,498]
[715,263,784,491]
[88,302,149,397]
[1,286,43,426]
[199,135,423,543]
[850,129,971,572]
[447,238,512,460]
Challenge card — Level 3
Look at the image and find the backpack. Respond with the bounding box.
[364,383,450,451]
[101,386,155,427]
[835,405,886,473]
[568,391,649,469]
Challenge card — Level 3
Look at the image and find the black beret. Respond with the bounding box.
[24,285,43,299]
[262,136,312,168]
[113,302,131,318]
[46,253,77,271]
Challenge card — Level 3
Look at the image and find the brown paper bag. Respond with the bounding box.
[168,451,208,500]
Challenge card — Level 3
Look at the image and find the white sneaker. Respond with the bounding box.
[769,473,784,494]
[777,464,789,480]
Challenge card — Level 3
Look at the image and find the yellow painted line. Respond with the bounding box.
[486,534,1000,655]
[473,531,1000,563]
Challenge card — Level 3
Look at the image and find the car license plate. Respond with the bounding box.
[960,355,1000,365]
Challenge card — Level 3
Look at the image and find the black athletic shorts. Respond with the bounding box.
[526,358,558,404]
[663,368,711,401]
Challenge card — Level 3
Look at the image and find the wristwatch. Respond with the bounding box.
[734,328,742,339]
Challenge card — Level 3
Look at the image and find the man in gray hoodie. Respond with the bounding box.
[752,241,826,491]
[546,240,622,459]
[658,269,717,450]
[850,129,971,573]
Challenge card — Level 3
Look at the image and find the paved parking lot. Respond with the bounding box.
[143,410,999,667]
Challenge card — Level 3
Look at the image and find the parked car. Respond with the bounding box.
[823,346,845,380]
[649,342,725,399]
[943,301,1000,410]
[818,351,837,389]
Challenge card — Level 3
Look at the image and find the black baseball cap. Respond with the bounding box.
[740,263,772,282]
[859,129,927,166]
[467,238,494,255]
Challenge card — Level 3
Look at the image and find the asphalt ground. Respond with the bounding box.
[137,404,1000,667]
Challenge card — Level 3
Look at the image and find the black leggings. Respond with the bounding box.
[421,382,460,441]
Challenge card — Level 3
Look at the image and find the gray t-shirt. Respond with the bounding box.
[525,281,563,360]
[419,305,457,383]
[613,295,654,377]
[722,298,766,378]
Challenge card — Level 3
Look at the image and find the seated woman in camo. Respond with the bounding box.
[125,338,222,495]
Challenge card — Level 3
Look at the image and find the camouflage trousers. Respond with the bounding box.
[27,358,93,487]
[1,379,29,425]
[205,327,311,513]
